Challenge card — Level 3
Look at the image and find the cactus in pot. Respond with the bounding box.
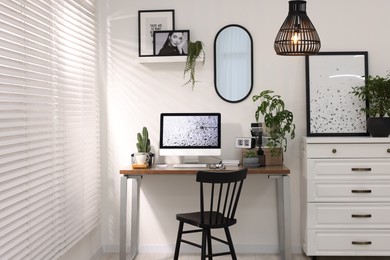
[133,126,154,167]
[136,126,151,153]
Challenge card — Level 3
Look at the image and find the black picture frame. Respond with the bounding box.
[153,30,189,56]
[305,51,369,136]
[138,9,175,57]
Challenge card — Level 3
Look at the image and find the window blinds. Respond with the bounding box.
[0,0,100,259]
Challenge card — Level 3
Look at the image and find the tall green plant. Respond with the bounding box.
[351,74,390,117]
[252,90,295,156]
[183,41,205,89]
[136,127,151,153]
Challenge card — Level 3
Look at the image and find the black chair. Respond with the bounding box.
[173,169,248,260]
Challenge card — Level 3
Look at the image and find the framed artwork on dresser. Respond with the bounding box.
[305,51,369,136]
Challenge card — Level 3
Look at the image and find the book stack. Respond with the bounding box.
[221,159,240,166]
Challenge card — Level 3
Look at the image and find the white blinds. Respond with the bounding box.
[0,0,100,259]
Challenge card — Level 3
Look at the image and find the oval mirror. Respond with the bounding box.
[214,24,253,103]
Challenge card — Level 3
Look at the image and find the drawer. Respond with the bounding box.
[307,159,390,180]
[307,181,390,202]
[307,203,390,229]
[305,230,390,255]
[306,143,390,158]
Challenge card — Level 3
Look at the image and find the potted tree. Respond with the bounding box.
[183,41,205,89]
[252,90,296,159]
[351,74,390,137]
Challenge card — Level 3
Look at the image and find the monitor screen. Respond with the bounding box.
[159,113,221,156]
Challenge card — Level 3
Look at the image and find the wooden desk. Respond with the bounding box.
[119,165,292,260]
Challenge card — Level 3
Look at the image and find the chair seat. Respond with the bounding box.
[176,211,237,229]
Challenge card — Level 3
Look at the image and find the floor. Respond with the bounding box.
[99,253,390,260]
[100,253,309,260]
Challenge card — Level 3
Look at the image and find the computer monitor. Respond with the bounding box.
[159,113,221,156]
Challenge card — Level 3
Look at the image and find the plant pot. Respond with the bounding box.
[131,152,154,168]
[243,157,259,165]
[367,117,390,137]
[263,147,283,166]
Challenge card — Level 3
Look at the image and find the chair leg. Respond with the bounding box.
[174,221,184,260]
[224,227,237,260]
[206,229,212,260]
[201,229,207,260]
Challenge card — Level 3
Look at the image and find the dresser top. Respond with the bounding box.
[302,136,390,144]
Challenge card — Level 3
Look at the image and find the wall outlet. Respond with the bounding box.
[235,137,253,148]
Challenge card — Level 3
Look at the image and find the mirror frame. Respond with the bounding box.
[214,24,254,103]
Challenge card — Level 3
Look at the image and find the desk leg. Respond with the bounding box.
[276,175,292,260]
[120,175,141,260]
[120,175,128,260]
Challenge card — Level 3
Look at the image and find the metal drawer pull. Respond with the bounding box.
[351,214,372,218]
[351,168,372,171]
[332,149,337,153]
[351,189,372,193]
[387,148,390,153]
[352,241,372,245]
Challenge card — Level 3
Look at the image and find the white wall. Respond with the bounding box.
[99,0,390,255]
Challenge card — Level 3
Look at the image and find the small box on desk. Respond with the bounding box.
[241,148,283,166]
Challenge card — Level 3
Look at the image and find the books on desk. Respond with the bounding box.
[222,160,240,166]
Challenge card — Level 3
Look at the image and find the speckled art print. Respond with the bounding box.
[305,52,369,136]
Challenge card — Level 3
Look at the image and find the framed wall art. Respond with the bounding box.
[305,51,369,136]
[138,9,175,57]
[153,30,189,56]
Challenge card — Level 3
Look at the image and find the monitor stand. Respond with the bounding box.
[182,156,200,164]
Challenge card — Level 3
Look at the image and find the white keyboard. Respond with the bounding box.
[172,163,208,168]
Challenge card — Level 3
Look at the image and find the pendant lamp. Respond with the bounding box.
[274,0,320,55]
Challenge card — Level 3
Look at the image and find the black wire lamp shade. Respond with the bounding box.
[274,0,320,55]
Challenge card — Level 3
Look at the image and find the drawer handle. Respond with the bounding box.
[351,168,372,172]
[351,214,372,218]
[332,149,337,153]
[352,241,372,245]
[351,189,372,193]
[387,148,390,153]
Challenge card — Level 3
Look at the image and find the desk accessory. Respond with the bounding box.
[208,163,226,169]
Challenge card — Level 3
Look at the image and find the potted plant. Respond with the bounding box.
[252,90,296,157]
[242,149,259,166]
[242,149,266,167]
[183,41,205,89]
[351,74,390,137]
[133,126,154,167]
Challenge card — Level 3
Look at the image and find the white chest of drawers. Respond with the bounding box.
[301,137,390,257]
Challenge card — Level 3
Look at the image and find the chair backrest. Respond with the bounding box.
[196,169,247,225]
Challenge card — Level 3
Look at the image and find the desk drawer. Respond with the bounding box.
[307,203,390,229]
[306,143,390,158]
[307,181,390,202]
[307,159,390,180]
[306,230,390,255]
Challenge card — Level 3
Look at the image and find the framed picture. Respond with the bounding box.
[138,10,175,57]
[306,51,369,136]
[153,30,190,56]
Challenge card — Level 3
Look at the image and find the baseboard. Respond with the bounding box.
[103,244,303,255]
[90,247,104,260]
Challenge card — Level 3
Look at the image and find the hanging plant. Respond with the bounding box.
[183,41,205,89]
